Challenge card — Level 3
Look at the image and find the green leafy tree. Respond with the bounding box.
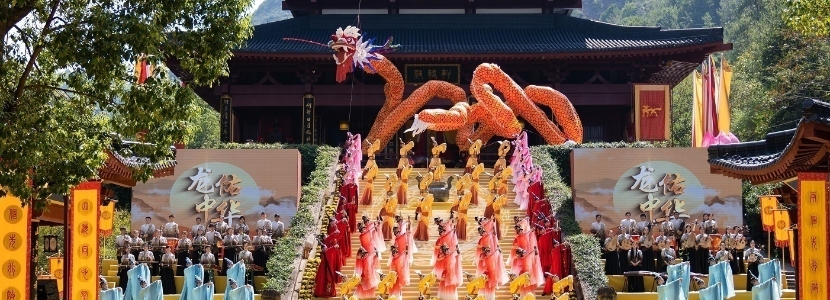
[1,0,252,207]
[784,0,830,37]
[185,93,221,149]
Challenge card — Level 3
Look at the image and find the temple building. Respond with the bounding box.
[181,0,730,165]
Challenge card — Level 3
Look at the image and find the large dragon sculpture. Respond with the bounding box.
[289,26,583,152]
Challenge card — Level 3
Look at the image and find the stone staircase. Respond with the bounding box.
[316,167,548,300]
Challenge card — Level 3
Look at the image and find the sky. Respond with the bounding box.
[250,0,266,14]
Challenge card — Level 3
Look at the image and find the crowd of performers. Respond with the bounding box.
[100,255,255,300]
[591,212,766,291]
[113,211,286,295]
[315,132,575,300]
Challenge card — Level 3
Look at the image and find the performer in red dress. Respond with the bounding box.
[393,217,418,264]
[335,214,352,258]
[432,220,463,300]
[535,218,556,280]
[388,243,409,299]
[354,246,380,299]
[313,237,343,298]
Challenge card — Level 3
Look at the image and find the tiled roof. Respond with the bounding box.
[708,99,830,178]
[238,14,725,55]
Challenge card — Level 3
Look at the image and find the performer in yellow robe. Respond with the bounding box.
[360,164,378,206]
[493,140,511,175]
[470,163,485,206]
[449,189,473,241]
[397,139,415,178]
[397,165,412,205]
[413,194,434,242]
[465,139,483,174]
[429,136,447,181]
[381,193,398,241]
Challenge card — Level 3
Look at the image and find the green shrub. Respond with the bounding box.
[262,145,339,294]
[567,234,607,299]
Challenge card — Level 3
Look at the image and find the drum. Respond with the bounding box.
[166,238,179,251]
[217,240,225,259]
[710,234,722,250]
[631,235,641,245]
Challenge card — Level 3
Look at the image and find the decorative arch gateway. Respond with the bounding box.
[707,99,830,300]
[294,26,584,153]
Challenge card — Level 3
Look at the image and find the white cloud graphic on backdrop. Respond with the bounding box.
[240,186,275,198]
[588,187,614,196]
[146,188,171,196]
[244,201,296,218]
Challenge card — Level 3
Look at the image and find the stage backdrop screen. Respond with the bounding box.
[571,148,743,233]
[131,149,301,233]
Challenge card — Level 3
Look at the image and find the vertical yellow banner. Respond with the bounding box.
[760,195,778,232]
[773,210,791,247]
[69,181,101,300]
[99,200,115,236]
[0,192,32,300]
[49,257,64,296]
[798,172,828,300]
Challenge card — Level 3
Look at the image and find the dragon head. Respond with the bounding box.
[328,26,398,83]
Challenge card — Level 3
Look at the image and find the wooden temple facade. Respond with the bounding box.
[708,99,830,300]
[184,0,730,164]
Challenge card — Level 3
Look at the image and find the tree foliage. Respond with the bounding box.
[1,0,253,207]
[784,0,830,38]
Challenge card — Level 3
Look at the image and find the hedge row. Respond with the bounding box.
[262,145,340,294]
[566,234,608,299]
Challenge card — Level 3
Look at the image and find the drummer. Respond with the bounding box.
[237,241,255,290]
[620,212,636,235]
[163,214,180,238]
[191,217,206,238]
[137,244,156,275]
[205,224,222,256]
[115,227,131,263]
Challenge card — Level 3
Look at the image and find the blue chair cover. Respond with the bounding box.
[100,288,124,300]
[224,261,247,300]
[667,262,691,298]
[752,278,779,300]
[227,285,255,300]
[657,279,686,300]
[708,261,736,299]
[181,264,205,300]
[758,259,782,297]
[698,282,722,300]
[192,283,216,300]
[139,280,163,300]
[126,264,151,300]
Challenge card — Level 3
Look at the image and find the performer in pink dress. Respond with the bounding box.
[513,167,531,210]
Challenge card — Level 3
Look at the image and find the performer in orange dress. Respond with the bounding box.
[354,246,380,299]
[433,221,463,300]
[394,216,418,264]
[475,226,506,300]
[388,242,410,299]
[361,215,387,255]
[492,194,508,240]
[507,224,544,296]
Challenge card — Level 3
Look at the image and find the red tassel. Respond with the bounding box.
[774,240,788,248]
[763,225,774,232]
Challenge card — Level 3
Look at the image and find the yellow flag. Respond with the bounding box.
[99,200,115,236]
[49,257,64,295]
[787,229,796,267]
[760,196,777,232]
[773,210,790,247]
[0,191,32,300]
[717,56,733,132]
[692,70,704,147]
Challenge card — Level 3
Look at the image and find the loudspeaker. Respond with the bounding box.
[36,279,59,300]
